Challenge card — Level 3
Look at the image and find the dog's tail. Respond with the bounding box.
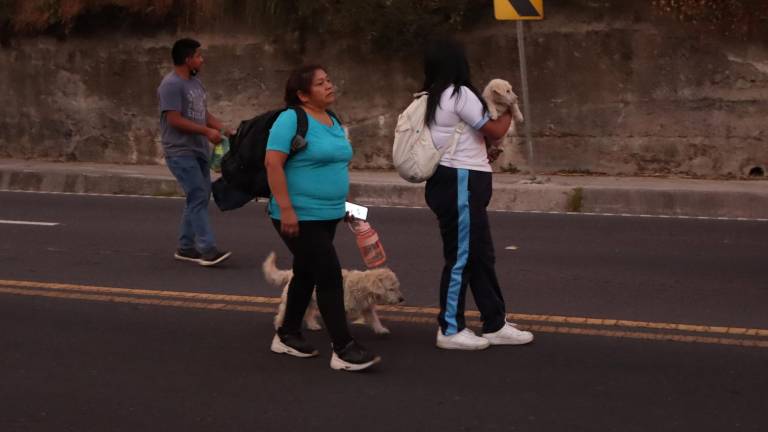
[262,251,293,287]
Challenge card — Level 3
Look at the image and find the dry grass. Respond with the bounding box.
[1,0,334,33]
[10,0,172,31]
[652,0,768,39]
[3,0,265,33]
[6,1,763,49]
[0,0,478,53]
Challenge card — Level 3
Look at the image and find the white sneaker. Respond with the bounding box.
[436,328,490,350]
[482,322,534,345]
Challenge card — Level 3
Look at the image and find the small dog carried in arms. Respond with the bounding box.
[262,252,404,335]
[481,78,525,162]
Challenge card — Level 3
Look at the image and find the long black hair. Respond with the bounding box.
[420,38,487,126]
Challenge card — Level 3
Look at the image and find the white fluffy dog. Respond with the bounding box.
[262,252,404,335]
[482,79,525,161]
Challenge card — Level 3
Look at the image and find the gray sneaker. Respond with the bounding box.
[199,248,232,267]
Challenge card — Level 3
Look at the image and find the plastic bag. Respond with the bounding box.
[210,135,230,173]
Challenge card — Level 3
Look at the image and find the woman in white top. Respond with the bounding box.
[422,38,534,350]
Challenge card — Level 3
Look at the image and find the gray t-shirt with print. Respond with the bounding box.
[157,72,210,160]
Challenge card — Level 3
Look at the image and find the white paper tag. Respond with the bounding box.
[345,201,369,221]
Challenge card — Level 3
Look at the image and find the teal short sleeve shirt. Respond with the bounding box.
[266,109,353,221]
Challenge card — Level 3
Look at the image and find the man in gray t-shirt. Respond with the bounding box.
[158,72,210,160]
[157,38,232,267]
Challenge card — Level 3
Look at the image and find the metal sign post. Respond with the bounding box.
[516,21,535,177]
[494,0,543,177]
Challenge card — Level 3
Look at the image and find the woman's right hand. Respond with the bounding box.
[280,208,300,238]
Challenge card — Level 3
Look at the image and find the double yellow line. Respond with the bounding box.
[1,279,767,348]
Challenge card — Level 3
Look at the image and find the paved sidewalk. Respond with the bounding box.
[1,158,766,219]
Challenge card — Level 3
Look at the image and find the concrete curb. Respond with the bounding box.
[0,169,181,197]
[581,187,768,219]
[351,174,768,219]
[1,160,767,219]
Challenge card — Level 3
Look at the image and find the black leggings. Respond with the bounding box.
[271,218,352,349]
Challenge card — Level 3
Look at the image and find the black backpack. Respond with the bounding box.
[211,107,339,211]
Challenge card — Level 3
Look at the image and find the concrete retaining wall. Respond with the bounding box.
[1,1,766,178]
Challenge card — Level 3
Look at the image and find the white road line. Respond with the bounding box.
[2,190,767,222]
[0,189,184,200]
[0,219,59,226]
[504,210,768,222]
[372,204,768,221]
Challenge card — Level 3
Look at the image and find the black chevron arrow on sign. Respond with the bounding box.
[509,0,541,17]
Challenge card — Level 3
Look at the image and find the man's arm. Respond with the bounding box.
[206,111,223,132]
[166,111,222,144]
[206,111,234,137]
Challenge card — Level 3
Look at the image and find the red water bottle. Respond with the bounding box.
[348,220,387,269]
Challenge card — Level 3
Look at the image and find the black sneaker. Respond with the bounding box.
[330,341,381,371]
[198,248,232,267]
[174,248,202,263]
[270,332,319,358]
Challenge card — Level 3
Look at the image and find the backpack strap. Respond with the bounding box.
[446,122,466,157]
[412,91,462,157]
[289,107,341,133]
[289,107,310,138]
[288,107,309,155]
[286,107,343,155]
[326,109,342,125]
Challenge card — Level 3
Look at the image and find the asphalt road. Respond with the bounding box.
[1,191,767,431]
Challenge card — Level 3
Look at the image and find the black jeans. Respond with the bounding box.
[425,165,507,336]
[271,218,352,349]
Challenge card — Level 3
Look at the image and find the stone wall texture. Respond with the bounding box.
[1,1,766,178]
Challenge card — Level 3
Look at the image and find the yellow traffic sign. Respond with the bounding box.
[494,0,544,20]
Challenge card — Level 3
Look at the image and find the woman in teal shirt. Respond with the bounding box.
[265,65,380,372]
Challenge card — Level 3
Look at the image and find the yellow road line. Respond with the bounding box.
[524,325,768,349]
[378,306,768,337]
[509,314,768,337]
[1,279,767,339]
[0,286,277,314]
[3,286,766,349]
[0,279,281,304]
[370,313,768,348]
